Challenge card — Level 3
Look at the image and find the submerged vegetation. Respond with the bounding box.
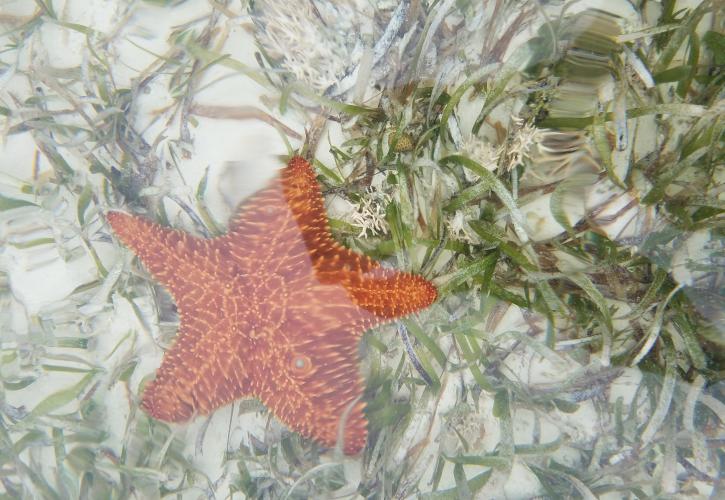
[0,0,723,498]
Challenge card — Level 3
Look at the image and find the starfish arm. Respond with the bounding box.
[280,157,379,275]
[279,157,439,320]
[223,171,318,280]
[225,157,377,278]
[107,211,209,295]
[257,325,368,455]
[141,308,252,422]
[344,267,438,321]
[291,270,437,332]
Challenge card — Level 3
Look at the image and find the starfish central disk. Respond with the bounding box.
[107,156,437,455]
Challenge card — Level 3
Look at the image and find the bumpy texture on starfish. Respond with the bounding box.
[107,156,437,455]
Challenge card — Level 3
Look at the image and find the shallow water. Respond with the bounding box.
[0,0,722,498]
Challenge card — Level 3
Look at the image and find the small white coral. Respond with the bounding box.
[505,117,540,169]
[346,187,391,238]
[446,208,480,244]
[461,135,503,182]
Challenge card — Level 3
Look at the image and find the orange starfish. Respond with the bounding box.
[107,156,437,455]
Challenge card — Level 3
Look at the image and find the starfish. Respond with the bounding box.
[107,156,437,455]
